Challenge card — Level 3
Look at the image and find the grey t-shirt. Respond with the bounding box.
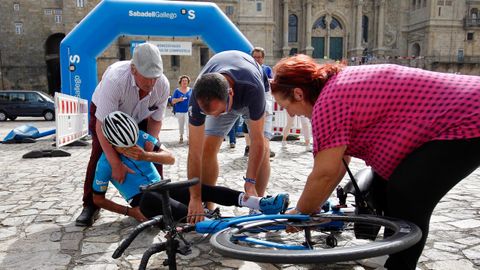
[189,50,269,126]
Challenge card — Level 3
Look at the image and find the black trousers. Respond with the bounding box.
[369,137,480,270]
[139,184,241,221]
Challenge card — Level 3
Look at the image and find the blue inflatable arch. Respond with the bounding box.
[60,0,253,102]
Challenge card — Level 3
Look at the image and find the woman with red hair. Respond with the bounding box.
[271,54,480,269]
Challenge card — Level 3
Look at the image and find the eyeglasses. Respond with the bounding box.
[200,93,230,116]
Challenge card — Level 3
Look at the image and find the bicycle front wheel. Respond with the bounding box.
[210,214,421,264]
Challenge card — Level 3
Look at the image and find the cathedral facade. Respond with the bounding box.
[0,0,478,95]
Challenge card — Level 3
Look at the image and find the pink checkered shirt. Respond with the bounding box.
[311,64,480,179]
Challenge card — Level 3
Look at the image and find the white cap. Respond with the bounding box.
[131,43,163,78]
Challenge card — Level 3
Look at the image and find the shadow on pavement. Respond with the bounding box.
[0,218,158,269]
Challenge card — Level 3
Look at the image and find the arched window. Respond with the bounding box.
[412,43,421,57]
[45,33,66,95]
[471,8,478,18]
[288,14,298,42]
[330,17,343,30]
[313,16,327,29]
[362,15,369,43]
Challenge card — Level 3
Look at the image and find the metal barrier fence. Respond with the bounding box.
[54,92,88,148]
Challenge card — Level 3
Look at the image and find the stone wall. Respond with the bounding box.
[1,0,479,93]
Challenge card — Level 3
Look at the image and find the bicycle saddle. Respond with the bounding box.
[343,167,375,196]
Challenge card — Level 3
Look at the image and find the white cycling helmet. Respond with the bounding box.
[101,111,139,147]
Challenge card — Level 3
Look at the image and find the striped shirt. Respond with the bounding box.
[311,64,480,179]
[92,61,170,122]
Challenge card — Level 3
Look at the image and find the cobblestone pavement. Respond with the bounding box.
[0,115,479,270]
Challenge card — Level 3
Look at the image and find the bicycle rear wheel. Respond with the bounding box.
[210,214,421,264]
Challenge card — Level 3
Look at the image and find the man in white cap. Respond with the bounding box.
[76,43,170,226]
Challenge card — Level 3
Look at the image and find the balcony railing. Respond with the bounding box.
[349,56,480,67]
[464,17,480,27]
[429,56,480,64]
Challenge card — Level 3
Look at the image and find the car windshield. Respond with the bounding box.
[37,92,54,102]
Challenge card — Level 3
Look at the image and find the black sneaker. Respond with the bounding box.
[75,206,100,227]
[244,146,249,157]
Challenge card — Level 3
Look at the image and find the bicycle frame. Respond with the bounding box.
[196,208,344,230]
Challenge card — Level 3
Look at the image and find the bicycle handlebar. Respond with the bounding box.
[112,215,164,259]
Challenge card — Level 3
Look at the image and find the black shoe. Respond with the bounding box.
[244,146,249,157]
[75,206,100,227]
[270,150,276,158]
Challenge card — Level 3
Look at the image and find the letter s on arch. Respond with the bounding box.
[188,10,195,20]
[69,55,81,64]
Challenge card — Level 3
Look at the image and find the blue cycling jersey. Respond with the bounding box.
[92,131,161,201]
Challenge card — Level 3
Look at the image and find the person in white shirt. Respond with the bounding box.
[75,43,170,227]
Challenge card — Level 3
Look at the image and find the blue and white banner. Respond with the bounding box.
[60,0,252,103]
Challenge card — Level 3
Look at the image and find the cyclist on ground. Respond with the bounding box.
[270,54,480,270]
[92,111,289,223]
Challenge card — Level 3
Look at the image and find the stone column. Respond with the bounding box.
[282,0,290,57]
[355,0,364,50]
[374,0,386,55]
[304,0,314,56]
[325,15,332,59]
[348,0,364,57]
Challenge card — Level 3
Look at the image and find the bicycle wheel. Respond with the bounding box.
[210,214,421,264]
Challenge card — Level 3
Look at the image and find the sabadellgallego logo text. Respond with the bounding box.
[128,10,177,19]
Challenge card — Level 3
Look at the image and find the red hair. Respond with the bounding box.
[271,54,345,105]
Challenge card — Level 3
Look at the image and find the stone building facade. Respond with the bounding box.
[272,0,480,74]
[0,0,479,96]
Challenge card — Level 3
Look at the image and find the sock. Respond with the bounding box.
[238,193,261,210]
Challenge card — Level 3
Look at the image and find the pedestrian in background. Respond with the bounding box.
[244,47,275,158]
[227,116,240,148]
[281,114,311,152]
[171,75,192,144]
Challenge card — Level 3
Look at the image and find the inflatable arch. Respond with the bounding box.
[60,0,253,103]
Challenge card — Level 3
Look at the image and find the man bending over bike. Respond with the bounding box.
[92,111,289,223]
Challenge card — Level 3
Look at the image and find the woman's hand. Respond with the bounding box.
[285,208,303,233]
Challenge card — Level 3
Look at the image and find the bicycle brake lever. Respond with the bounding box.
[140,179,171,192]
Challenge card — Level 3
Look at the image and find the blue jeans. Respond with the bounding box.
[228,117,240,144]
